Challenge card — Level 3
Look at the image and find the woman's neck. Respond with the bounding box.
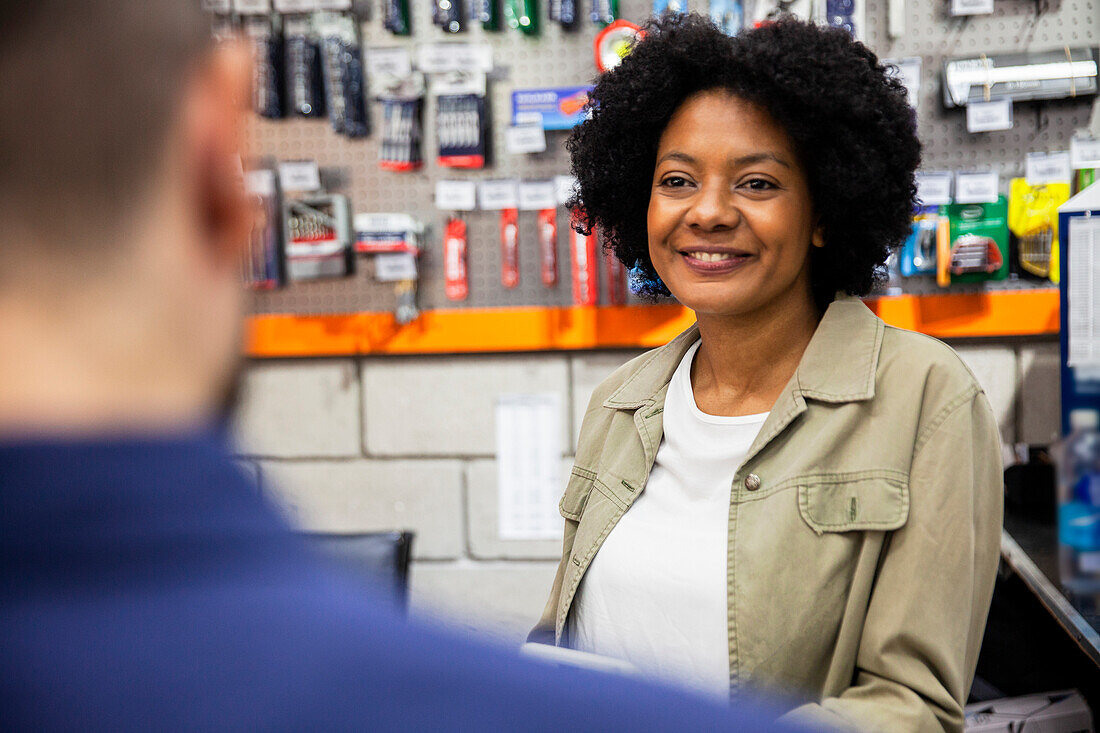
[690,292,822,417]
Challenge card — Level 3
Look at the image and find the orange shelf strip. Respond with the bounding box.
[245,288,1059,358]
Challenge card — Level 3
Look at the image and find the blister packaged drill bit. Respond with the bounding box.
[505,0,539,34]
[470,0,501,29]
[435,72,488,169]
[589,0,616,25]
[243,169,284,289]
[434,0,464,31]
[550,0,578,27]
[245,14,285,119]
[571,221,598,305]
[282,194,354,281]
[318,13,369,138]
[284,15,326,118]
[384,0,412,34]
[605,250,626,304]
[377,73,426,172]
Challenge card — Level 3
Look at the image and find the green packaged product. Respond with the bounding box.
[944,196,1009,283]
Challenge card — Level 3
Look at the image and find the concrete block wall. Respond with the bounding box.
[233,338,1061,645]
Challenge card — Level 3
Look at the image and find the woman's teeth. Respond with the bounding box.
[688,252,735,262]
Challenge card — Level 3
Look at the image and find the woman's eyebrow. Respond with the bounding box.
[656,151,698,166]
[731,152,792,168]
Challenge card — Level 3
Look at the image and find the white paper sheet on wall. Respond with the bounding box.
[497,393,563,540]
[1068,215,1100,367]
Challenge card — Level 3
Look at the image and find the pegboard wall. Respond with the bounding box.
[244,0,1100,316]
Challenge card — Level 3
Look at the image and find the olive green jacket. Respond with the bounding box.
[530,296,1003,732]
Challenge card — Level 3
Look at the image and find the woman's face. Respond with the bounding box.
[647,90,823,320]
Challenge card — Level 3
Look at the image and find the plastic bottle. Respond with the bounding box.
[1058,409,1100,594]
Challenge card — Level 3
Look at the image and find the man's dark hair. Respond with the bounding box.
[0,3,212,263]
[568,14,922,309]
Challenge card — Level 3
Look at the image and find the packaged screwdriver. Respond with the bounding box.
[501,208,520,288]
[435,72,488,169]
[318,13,369,138]
[245,14,285,119]
[384,0,412,34]
[590,0,617,25]
[470,0,501,29]
[434,0,464,31]
[571,224,598,305]
[538,209,558,286]
[284,15,326,117]
[444,216,470,300]
[505,0,539,34]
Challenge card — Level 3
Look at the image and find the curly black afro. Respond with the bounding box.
[568,14,921,307]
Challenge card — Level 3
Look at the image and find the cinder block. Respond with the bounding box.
[260,459,464,559]
[363,354,570,457]
[953,345,1018,445]
[570,351,646,450]
[466,459,569,560]
[409,560,559,644]
[1019,341,1062,445]
[233,360,360,458]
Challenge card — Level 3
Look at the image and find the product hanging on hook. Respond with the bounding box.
[317,13,368,137]
[470,0,501,29]
[537,209,558,286]
[435,72,489,169]
[284,15,326,118]
[444,216,470,300]
[571,218,599,305]
[377,73,425,171]
[605,250,626,304]
[384,0,412,34]
[246,14,285,119]
[433,0,465,32]
[501,208,521,288]
[505,0,540,35]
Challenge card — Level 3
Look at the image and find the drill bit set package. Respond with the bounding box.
[377,73,426,172]
[434,72,489,169]
[282,194,354,281]
[318,13,369,138]
[284,15,326,118]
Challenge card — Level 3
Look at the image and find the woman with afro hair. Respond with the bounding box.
[530,14,1003,732]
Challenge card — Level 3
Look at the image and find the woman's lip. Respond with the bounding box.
[679,251,752,274]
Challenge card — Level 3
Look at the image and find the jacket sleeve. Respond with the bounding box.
[781,388,1004,733]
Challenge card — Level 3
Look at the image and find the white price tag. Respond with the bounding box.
[477,180,519,210]
[278,160,322,192]
[505,125,547,154]
[417,43,493,73]
[1026,151,1072,185]
[435,180,478,211]
[554,175,578,206]
[916,171,953,206]
[273,0,318,11]
[949,0,993,15]
[233,0,273,13]
[374,252,419,282]
[367,47,413,79]
[955,172,1000,204]
[1072,137,1100,170]
[884,57,922,109]
[245,169,277,197]
[315,0,352,8]
[966,99,1013,133]
[203,0,233,12]
[518,181,559,211]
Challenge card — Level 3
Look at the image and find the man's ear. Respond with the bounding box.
[184,40,254,267]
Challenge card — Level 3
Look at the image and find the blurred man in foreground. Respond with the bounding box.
[0,3,802,731]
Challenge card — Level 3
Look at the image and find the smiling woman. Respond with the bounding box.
[531,14,1004,733]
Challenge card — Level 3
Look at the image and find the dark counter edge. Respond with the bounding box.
[1001,529,1100,667]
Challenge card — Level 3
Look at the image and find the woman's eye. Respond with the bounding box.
[660,176,691,188]
[743,178,776,191]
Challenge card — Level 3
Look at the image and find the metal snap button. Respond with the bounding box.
[744,473,761,492]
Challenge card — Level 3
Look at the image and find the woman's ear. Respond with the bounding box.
[811,225,825,248]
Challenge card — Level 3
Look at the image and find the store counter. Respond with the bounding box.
[1001,509,1100,667]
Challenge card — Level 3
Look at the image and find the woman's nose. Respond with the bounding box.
[684,184,740,231]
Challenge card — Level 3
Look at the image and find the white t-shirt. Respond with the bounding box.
[567,340,768,699]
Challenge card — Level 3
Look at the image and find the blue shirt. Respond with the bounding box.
[0,434,795,731]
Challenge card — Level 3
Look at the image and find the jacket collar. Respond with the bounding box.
[603,295,884,410]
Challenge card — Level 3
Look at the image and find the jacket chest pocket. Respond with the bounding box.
[796,471,910,535]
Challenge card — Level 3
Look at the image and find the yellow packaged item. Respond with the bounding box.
[1007,178,1070,283]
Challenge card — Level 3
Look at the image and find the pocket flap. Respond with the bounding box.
[559,466,596,521]
[797,473,909,535]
